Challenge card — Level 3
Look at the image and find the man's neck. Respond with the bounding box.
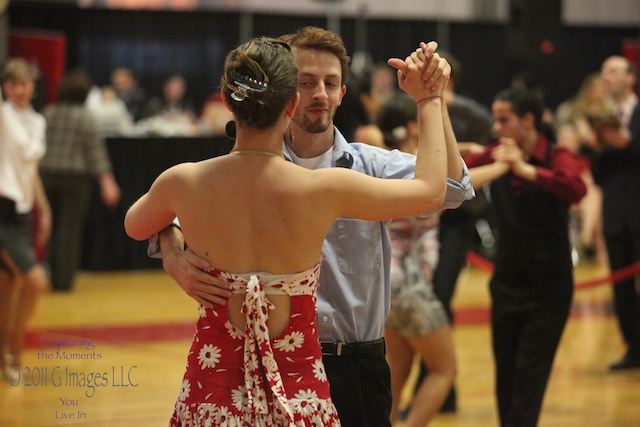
[520,131,539,159]
[613,88,636,107]
[286,123,335,158]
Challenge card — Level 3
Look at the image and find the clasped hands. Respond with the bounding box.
[491,138,535,179]
[387,41,451,102]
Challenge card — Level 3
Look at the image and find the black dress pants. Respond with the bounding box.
[605,231,640,359]
[491,279,572,427]
[322,342,392,427]
[42,174,93,291]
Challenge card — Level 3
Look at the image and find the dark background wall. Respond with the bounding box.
[7,0,640,113]
[5,0,639,271]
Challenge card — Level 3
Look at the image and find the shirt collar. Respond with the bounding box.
[529,132,549,164]
[282,125,354,169]
[618,93,639,127]
[330,126,354,168]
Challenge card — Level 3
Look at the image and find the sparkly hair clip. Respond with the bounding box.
[226,70,268,104]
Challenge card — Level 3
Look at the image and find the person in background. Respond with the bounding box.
[0,58,51,377]
[360,63,398,124]
[87,85,134,136]
[597,55,640,371]
[554,72,613,265]
[332,73,374,143]
[110,66,147,122]
[353,63,399,148]
[40,69,120,292]
[139,73,198,136]
[378,91,457,427]
[464,87,586,427]
[143,73,196,120]
[151,27,474,427]
[126,36,453,426]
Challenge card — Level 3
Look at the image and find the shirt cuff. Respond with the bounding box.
[420,161,475,217]
[146,218,181,258]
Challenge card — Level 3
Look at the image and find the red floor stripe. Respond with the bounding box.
[24,299,614,349]
[24,322,196,349]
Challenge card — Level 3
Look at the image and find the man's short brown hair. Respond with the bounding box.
[280,26,350,85]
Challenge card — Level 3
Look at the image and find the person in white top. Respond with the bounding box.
[0,58,51,379]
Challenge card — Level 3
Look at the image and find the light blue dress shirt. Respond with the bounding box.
[283,127,474,343]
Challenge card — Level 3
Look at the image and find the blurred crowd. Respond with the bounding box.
[53,66,232,138]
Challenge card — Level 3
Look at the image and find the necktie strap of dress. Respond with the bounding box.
[242,275,295,423]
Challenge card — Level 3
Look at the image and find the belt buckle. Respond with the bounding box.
[321,341,346,356]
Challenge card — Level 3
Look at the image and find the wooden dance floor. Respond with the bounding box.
[1,259,639,426]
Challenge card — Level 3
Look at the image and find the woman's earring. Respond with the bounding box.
[225,120,236,140]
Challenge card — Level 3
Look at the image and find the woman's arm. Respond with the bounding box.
[124,165,185,241]
[33,172,51,249]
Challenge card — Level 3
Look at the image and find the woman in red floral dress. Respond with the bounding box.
[125,37,452,426]
[170,262,341,426]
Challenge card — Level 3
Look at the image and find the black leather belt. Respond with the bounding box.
[320,338,386,357]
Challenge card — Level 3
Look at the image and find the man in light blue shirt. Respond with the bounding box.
[300,130,471,346]
[151,27,473,427]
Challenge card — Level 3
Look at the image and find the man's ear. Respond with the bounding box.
[337,84,346,107]
[522,111,536,129]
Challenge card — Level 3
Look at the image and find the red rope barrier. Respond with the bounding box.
[465,251,640,291]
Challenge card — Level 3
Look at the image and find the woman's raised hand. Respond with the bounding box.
[387,41,451,102]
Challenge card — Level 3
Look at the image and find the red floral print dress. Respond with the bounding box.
[169,260,341,427]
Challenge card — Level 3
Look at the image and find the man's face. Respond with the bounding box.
[2,76,35,109]
[291,48,345,134]
[112,71,134,94]
[601,57,629,98]
[491,100,525,145]
[163,77,185,103]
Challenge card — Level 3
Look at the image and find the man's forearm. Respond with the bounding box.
[159,224,186,255]
[442,102,464,182]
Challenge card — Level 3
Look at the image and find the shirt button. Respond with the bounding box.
[322,316,329,322]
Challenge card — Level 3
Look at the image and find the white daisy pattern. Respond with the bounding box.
[197,404,217,427]
[225,320,244,340]
[293,389,318,416]
[262,353,279,375]
[312,359,328,382]
[178,379,191,402]
[295,388,319,401]
[231,386,248,411]
[274,331,305,352]
[197,344,221,370]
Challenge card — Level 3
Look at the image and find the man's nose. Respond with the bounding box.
[313,83,328,99]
